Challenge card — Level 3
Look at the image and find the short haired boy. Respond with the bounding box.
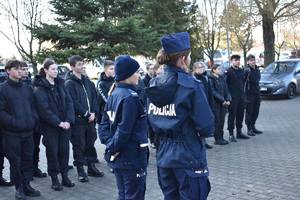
[0,60,40,200]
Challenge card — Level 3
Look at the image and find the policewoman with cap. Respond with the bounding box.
[99,55,148,200]
[146,32,215,200]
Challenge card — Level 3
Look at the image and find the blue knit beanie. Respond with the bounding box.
[114,55,140,82]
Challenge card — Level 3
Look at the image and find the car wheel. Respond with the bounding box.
[287,83,296,99]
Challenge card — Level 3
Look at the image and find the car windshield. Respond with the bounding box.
[263,62,296,74]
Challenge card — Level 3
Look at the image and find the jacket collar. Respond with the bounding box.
[116,83,137,92]
[7,78,22,87]
[164,65,187,74]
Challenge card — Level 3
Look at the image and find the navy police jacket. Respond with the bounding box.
[99,83,148,170]
[145,65,214,171]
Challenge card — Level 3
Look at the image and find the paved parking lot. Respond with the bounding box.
[1,96,300,200]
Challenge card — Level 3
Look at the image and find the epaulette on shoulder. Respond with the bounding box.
[128,89,138,97]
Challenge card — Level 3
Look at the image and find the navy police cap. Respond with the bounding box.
[161,32,191,54]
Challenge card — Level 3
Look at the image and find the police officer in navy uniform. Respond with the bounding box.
[146,32,214,200]
[226,55,250,142]
[244,55,263,136]
[99,55,148,200]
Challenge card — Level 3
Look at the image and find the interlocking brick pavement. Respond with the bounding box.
[1,96,300,199]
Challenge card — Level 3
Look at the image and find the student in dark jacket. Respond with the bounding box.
[244,55,263,136]
[65,55,104,183]
[99,55,148,200]
[209,65,231,145]
[0,127,13,186]
[226,55,250,142]
[142,64,157,148]
[33,59,75,191]
[0,60,41,199]
[193,61,214,149]
[82,66,101,165]
[96,60,114,123]
[20,62,47,178]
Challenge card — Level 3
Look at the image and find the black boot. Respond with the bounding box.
[77,166,89,183]
[205,143,213,149]
[229,131,237,142]
[87,163,104,177]
[0,174,14,186]
[68,165,74,170]
[23,182,41,197]
[15,185,26,200]
[247,129,256,136]
[236,129,250,139]
[229,135,237,142]
[51,175,63,191]
[253,126,263,134]
[33,167,47,178]
[61,174,75,188]
[215,139,229,145]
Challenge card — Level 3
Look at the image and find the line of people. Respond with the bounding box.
[0,56,105,200]
[192,54,263,148]
[0,31,263,200]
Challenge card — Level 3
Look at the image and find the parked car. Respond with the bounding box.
[0,64,7,83]
[57,65,70,79]
[259,59,300,99]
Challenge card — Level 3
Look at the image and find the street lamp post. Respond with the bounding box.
[224,0,231,60]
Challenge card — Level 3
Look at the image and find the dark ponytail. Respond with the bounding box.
[156,48,191,66]
[39,68,46,77]
[39,58,56,77]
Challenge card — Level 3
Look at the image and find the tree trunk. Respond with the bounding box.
[31,60,38,75]
[243,47,247,67]
[262,13,275,67]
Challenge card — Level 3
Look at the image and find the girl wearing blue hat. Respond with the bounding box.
[146,32,215,200]
[99,55,148,200]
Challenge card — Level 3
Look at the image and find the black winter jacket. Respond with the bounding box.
[96,72,114,122]
[194,72,214,109]
[244,65,261,96]
[209,74,232,105]
[226,66,245,98]
[65,71,98,122]
[33,76,75,129]
[0,78,38,136]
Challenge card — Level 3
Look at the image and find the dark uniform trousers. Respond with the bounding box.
[158,168,211,200]
[114,169,146,200]
[42,129,71,176]
[228,95,245,132]
[71,121,97,167]
[245,94,261,129]
[213,103,226,141]
[3,134,33,188]
[0,133,4,173]
[33,130,42,168]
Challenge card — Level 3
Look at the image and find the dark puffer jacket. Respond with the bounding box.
[33,75,74,130]
[0,78,38,136]
[65,71,98,123]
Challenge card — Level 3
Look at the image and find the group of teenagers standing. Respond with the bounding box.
[192,54,263,148]
[0,31,262,200]
[0,56,105,200]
